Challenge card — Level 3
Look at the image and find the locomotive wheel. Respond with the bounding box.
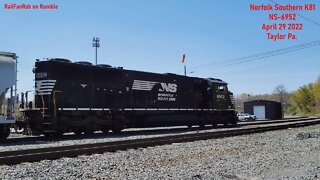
[111,118,125,133]
[53,132,64,137]
[199,121,205,129]
[84,130,94,135]
[111,126,123,133]
[43,131,63,138]
[43,132,53,137]
[0,126,10,139]
[111,123,124,133]
[230,119,238,127]
[102,128,110,134]
[73,130,83,135]
[212,122,217,128]
[13,125,25,134]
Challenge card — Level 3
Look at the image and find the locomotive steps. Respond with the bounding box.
[0,117,319,165]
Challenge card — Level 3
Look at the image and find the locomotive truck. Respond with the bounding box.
[18,58,238,137]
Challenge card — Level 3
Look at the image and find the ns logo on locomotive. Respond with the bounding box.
[1,56,238,139]
[159,83,177,93]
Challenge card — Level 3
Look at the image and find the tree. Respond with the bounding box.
[290,84,315,114]
[274,84,287,104]
[234,93,250,112]
[313,77,320,114]
[274,85,288,118]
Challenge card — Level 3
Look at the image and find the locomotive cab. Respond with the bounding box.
[213,83,234,110]
[206,78,237,124]
[206,78,233,110]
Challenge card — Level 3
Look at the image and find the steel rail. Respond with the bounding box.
[238,117,316,126]
[0,118,319,165]
[2,117,315,145]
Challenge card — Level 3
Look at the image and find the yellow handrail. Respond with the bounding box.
[40,94,45,117]
[53,90,61,118]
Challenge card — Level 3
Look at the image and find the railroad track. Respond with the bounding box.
[239,116,315,126]
[1,117,315,145]
[0,117,319,165]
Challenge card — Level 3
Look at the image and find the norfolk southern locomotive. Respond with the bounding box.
[19,59,237,137]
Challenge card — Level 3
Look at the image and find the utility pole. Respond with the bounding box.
[92,37,100,65]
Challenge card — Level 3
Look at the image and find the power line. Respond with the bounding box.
[191,0,320,73]
[212,46,320,75]
[192,40,320,70]
[269,0,320,27]
[191,40,320,71]
[212,42,320,69]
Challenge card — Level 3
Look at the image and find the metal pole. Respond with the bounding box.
[9,87,13,117]
[95,45,97,65]
[93,37,100,65]
[184,65,186,76]
[14,56,18,112]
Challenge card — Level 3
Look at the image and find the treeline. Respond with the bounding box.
[235,77,320,116]
[289,77,320,115]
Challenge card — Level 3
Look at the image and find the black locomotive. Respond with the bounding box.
[19,59,238,136]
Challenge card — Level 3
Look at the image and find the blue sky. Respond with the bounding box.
[1,0,319,95]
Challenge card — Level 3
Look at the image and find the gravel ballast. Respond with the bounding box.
[1,118,315,153]
[1,125,320,179]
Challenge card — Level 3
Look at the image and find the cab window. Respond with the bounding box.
[217,85,225,92]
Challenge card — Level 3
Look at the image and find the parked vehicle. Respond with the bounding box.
[237,113,256,121]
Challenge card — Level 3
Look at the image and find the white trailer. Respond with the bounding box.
[0,52,18,139]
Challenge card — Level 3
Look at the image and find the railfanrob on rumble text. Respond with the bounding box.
[4,4,58,9]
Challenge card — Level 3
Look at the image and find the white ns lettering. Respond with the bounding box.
[160,83,177,93]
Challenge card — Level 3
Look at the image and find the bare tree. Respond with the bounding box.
[274,85,287,103]
[274,85,287,118]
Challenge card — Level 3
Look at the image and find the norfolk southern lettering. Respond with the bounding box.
[4,4,58,10]
[250,4,316,11]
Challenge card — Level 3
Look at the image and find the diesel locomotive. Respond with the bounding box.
[19,58,238,137]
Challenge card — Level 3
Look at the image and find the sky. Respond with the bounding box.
[1,0,319,96]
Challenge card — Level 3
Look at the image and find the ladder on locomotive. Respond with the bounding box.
[40,90,61,133]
